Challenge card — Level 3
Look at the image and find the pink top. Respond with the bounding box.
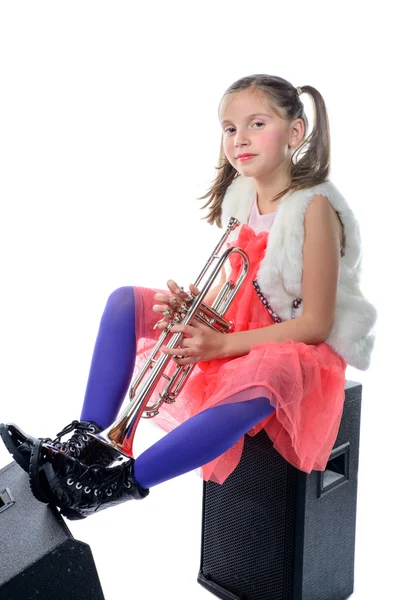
[247,195,277,233]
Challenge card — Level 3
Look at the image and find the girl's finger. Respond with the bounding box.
[154,292,167,302]
[153,304,170,314]
[167,280,183,297]
[154,292,176,304]
[189,285,197,296]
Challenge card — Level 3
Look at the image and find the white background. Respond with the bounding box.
[0,1,398,598]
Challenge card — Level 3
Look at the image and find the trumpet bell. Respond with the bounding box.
[87,417,139,460]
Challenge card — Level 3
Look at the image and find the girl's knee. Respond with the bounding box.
[106,286,135,311]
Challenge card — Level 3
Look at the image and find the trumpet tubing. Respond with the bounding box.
[88,217,249,459]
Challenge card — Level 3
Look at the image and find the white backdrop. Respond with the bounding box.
[0,2,397,598]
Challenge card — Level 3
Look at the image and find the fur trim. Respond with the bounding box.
[218,175,377,370]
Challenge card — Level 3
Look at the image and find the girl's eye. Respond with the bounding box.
[224,121,264,134]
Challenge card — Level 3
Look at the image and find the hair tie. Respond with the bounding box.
[296,86,303,96]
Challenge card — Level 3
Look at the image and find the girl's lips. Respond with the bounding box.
[237,155,256,162]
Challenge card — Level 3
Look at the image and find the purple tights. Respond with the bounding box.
[80,287,275,489]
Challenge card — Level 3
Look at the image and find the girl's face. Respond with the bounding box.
[219,88,297,179]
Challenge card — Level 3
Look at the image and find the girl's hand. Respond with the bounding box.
[153,280,201,330]
[161,317,226,365]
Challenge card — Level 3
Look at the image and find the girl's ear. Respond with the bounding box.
[291,117,305,144]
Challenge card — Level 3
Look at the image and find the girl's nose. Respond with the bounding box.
[234,131,250,146]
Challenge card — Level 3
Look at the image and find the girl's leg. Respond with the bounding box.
[134,396,275,489]
[80,286,137,429]
[77,287,275,488]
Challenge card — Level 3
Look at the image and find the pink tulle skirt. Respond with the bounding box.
[132,224,347,484]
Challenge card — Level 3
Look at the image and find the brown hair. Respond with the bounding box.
[198,74,331,228]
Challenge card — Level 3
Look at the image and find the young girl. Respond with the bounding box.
[0,74,377,520]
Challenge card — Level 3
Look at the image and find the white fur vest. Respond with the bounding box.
[218,175,377,371]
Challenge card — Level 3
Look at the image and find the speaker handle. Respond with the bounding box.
[0,487,15,515]
[318,442,350,498]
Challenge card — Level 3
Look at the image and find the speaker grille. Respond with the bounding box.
[201,430,298,600]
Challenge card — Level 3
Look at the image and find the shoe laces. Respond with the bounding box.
[52,420,99,454]
[63,456,133,500]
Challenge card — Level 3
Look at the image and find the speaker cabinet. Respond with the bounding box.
[198,380,362,600]
[0,461,105,600]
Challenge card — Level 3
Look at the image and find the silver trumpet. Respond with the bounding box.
[88,217,249,459]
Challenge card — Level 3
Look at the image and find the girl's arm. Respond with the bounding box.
[220,315,327,358]
[220,195,342,358]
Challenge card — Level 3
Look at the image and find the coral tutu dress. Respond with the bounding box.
[132,202,347,485]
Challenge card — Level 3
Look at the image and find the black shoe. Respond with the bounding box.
[0,420,105,474]
[51,420,108,464]
[0,423,51,472]
[28,439,149,520]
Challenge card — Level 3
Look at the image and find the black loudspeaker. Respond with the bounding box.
[198,379,362,600]
[0,461,105,600]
